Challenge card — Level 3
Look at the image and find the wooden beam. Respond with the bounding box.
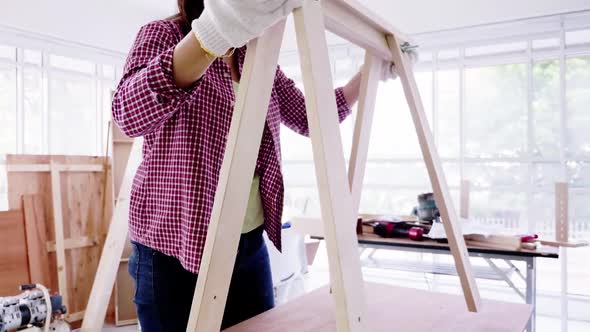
[322,0,410,62]
[348,52,381,214]
[186,20,287,332]
[555,182,568,242]
[386,34,481,312]
[81,139,143,331]
[22,195,51,286]
[50,162,69,313]
[294,1,365,330]
[47,236,98,252]
[460,180,470,219]
[7,164,104,172]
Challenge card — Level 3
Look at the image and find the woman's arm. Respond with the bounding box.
[112,21,213,138]
[276,67,354,137]
[341,70,362,106]
[172,32,216,89]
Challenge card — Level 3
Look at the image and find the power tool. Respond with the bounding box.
[0,284,70,332]
[411,192,440,223]
[373,221,424,241]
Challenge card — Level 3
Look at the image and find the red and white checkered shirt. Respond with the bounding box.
[113,19,351,274]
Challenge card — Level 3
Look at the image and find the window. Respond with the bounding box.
[437,69,460,158]
[0,45,16,60]
[0,42,121,157]
[23,67,43,154]
[49,72,96,155]
[49,54,95,74]
[465,64,527,159]
[566,57,590,159]
[0,64,17,154]
[532,60,560,159]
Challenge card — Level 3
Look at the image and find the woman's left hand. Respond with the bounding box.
[380,49,419,81]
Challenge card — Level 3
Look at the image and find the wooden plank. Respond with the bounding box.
[460,180,470,219]
[81,140,143,331]
[115,261,137,326]
[47,236,98,252]
[110,120,137,325]
[186,20,286,332]
[50,162,69,312]
[555,182,568,242]
[7,164,104,172]
[538,239,588,248]
[322,0,410,61]
[111,122,134,198]
[226,283,532,332]
[294,2,365,331]
[386,34,480,312]
[463,234,521,251]
[22,195,51,286]
[348,52,381,214]
[0,210,30,296]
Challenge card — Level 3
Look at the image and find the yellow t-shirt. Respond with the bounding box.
[232,81,265,234]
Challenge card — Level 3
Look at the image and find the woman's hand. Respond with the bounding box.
[380,49,419,81]
[192,0,303,57]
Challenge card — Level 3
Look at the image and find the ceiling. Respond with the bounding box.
[2,0,589,55]
[125,0,590,34]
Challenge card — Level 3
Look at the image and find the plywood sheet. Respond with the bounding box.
[6,154,113,318]
[0,210,30,296]
[22,195,51,286]
[115,261,137,325]
[226,282,532,332]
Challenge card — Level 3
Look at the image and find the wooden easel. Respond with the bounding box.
[83,0,532,331]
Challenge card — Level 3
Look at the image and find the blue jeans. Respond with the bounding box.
[128,226,275,331]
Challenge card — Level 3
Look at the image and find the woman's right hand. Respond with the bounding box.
[191,0,303,57]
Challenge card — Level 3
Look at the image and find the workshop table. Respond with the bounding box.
[292,215,559,332]
[351,233,558,332]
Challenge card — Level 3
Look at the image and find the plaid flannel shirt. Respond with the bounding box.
[113,20,352,274]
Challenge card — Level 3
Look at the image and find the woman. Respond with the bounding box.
[114,0,396,330]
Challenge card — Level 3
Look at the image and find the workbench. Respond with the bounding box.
[291,217,558,332]
[356,232,558,332]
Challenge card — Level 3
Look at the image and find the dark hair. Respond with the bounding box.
[170,0,205,35]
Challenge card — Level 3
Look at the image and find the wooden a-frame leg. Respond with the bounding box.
[81,139,143,331]
[50,162,69,316]
[348,53,382,214]
[294,2,365,331]
[386,34,481,312]
[185,20,286,332]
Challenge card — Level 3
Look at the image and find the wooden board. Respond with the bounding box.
[22,195,51,286]
[348,52,381,214]
[186,21,287,332]
[226,282,532,332]
[294,2,365,330]
[0,210,30,296]
[6,154,113,319]
[82,140,143,331]
[387,34,480,311]
[115,261,136,325]
[110,121,138,325]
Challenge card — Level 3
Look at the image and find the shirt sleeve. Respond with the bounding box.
[112,21,201,138]
[274,66,352,137]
